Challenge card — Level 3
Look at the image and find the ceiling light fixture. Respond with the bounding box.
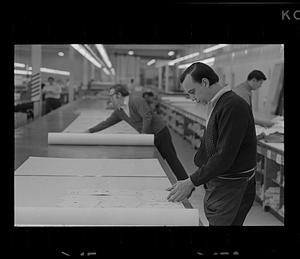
[168,52,199,66]
[95,44,112,68]
[71,44,102,69]
[177,57,215,69]
[128,51,134,55]
[147,59,156,66]
[14,69,32,75]
[168,51,175,56]
[203,44,229,53]
[14,63,26,68]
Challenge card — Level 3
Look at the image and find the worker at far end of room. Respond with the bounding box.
[43,76,62,114]
[167,62,257,226]
[142,90,161,115]
[83,84,194,187]
[233,70,267,108]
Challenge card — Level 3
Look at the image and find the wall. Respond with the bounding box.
[213,44,284,114]
[110,54,141,88]
[175,44,284,114]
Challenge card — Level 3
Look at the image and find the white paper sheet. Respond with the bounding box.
[15,157,166,177]
[15,207,199,226]
[48,133,154,146]
[15,175,176,208]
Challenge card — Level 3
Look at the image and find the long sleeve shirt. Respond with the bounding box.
[88,93,165,134]
[190,91,257,187]
[232,81,252,107]
[42,83,62,99]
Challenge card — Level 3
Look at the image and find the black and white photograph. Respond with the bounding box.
[9,2,300,257]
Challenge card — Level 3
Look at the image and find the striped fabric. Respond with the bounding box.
[30,73,41,101]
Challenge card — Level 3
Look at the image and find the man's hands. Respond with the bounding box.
[166,178,196,202]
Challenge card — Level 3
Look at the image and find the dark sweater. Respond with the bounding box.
[88,93,165,134]
[190,91,257,186]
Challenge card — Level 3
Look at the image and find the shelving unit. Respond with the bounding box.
[159,98,284,223]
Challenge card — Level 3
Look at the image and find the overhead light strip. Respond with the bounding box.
[14,65,70,76]
[203,44,228,53]
[14,63,26,68]
[14,69,32,75]
[40,68,70,76]
[84,44,105,68]
[168,52,199,66]
[178,57,215,69]
[147,59,156,66]
[71,44,102,69]
[95,44,112,68]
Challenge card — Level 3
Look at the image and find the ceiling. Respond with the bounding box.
[15,44,192,61]
[103,44,188,60]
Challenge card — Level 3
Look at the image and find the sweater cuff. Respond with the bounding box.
[190,170,201,187]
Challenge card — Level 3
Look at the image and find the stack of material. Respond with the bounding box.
[15,157,199,226]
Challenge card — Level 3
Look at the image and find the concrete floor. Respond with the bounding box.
[169,129,283,226]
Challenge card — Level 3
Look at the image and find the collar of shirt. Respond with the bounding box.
[123,96,129,106]
[209,85,231,109]
[119,96,130,116]
[206,85,231,127]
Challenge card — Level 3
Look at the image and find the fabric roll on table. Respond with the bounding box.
[48,133,154,146]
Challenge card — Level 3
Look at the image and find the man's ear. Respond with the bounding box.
[202,78,210,88]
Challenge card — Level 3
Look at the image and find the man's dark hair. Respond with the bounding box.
[48,77,54,81]
[110,84,129,97]
[179,62,219,86]
[142,90,154,98]
[247,70,267,81]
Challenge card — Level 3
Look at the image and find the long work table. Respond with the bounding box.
[15,97,198,227]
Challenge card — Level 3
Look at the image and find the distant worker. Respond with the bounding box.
[233,70,267,108]
[42,77,62,114]
[142,90,161,114]
[83,84,193,185]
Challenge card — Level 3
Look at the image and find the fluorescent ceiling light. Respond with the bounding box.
[58,52,64,56]
[84,44,105,69]
[71,44,102,69]
[168,51,175,56]
[110,68,115,76]
[147,59,156,66]
[15,67,70,76]
[203,44,228,53]
[14,69,32,75]
[14,63,26,68]
[168,52,199,66]
[178,57,215,69]
[128,50,134,55]
[95,44,112,68]
[40,68,70,76]
[103,68,110,75]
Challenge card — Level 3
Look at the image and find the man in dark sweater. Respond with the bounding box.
[167,62,257,226]
[84,84,190,182]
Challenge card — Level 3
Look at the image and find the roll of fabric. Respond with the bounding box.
[48,133,154,146]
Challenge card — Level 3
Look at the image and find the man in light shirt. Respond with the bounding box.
[43,77,62,114]
[233,70,267,108]
[167,62,257,226]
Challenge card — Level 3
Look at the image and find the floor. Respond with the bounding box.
[169,129,283,226]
